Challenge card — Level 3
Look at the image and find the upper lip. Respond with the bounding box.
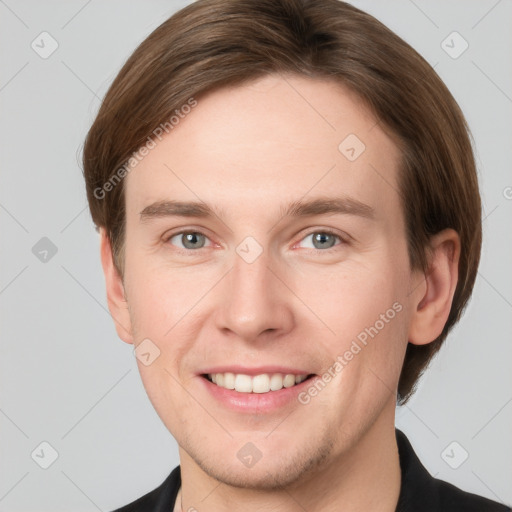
[198,366,314,376]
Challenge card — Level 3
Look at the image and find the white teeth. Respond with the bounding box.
[207,372,309,393]
[223,372,235,389]
[283,374,296,388]
[269,373,283,391]
[234,374,252,392]
[252,374,270,393]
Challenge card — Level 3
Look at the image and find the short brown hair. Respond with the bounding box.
[82,0,481,404]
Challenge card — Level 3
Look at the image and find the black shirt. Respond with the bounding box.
[112,429,510,511]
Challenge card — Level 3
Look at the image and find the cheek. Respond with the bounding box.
[290,249,410,385]
[124,247,208,336]
[123,251,220,390]
[295,255,407,335]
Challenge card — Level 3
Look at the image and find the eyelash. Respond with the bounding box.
[163,229,347,253]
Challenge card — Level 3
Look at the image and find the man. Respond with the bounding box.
[82,0,510,510]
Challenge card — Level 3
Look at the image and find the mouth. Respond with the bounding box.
[202,372,315,394]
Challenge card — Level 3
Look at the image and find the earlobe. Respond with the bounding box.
[99,228,134,344]
[408,228,460,346]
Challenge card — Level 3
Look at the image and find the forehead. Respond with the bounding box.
[124,74,402,222]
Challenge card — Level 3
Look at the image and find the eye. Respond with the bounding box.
[297,230,343,250]
[167,231,213,250]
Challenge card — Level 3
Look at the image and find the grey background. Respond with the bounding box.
[0,0,510,510]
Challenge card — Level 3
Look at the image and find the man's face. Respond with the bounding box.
[120,74,418,489]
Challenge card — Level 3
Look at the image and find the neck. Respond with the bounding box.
[178,407,401,512]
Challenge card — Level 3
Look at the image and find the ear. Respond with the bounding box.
[99,227,134,344]
[408,228,460,346]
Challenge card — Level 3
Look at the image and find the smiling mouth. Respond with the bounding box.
[203,372,315,393]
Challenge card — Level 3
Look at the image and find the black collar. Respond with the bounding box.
[395,428,509,511]
[113,428,509,511]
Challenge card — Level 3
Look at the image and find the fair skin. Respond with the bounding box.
[100,74,460,512]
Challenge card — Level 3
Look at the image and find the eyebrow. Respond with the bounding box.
[139,197,375,223]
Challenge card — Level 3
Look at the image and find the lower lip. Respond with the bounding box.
[199,375,316,413]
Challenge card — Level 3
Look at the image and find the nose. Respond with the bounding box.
[214,247,295,343]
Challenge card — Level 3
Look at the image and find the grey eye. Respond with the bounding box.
[169,232,208,249]
[299,232,340,250]
[312,232,337,249]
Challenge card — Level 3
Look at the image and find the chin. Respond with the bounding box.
[189,432,335,491]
